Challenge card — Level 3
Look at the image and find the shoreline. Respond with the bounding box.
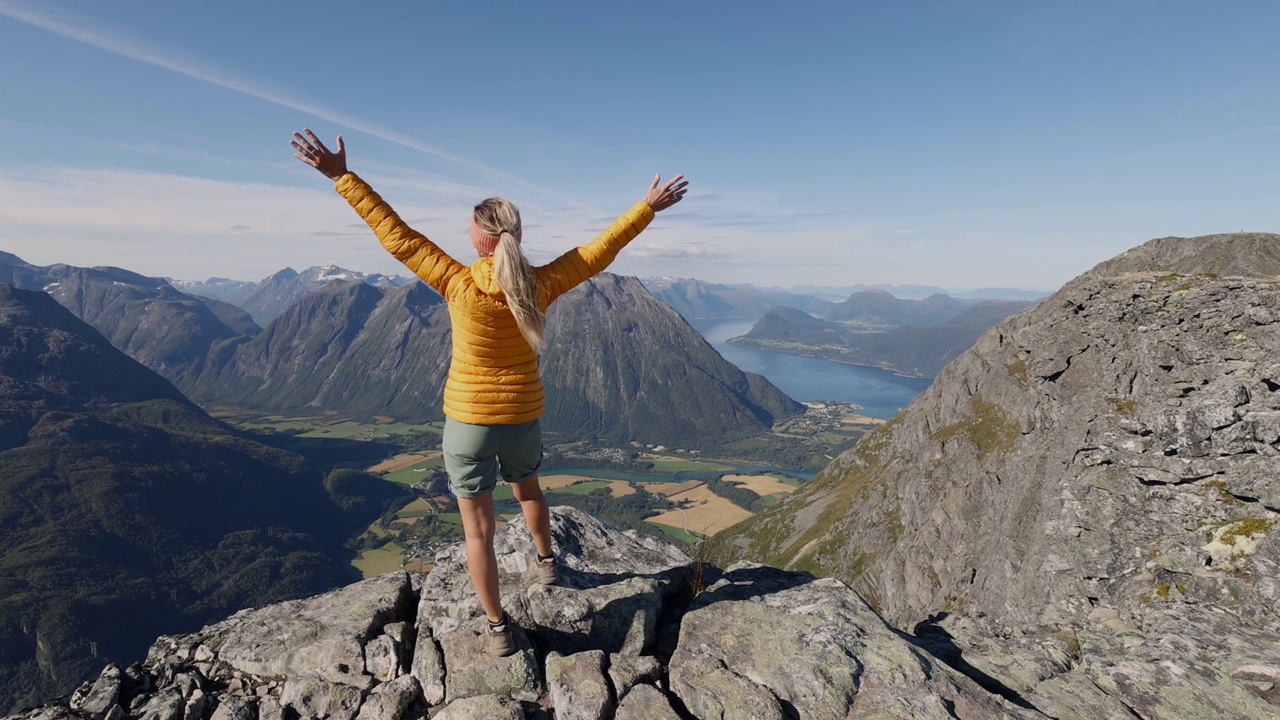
[726,336,931,380]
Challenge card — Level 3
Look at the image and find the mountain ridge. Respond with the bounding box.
[0,284,408,712]
[706,231,1280,717]
[0,252,802,451]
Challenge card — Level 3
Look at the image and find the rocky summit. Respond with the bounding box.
[6,508,1035,720]
[708,232,1280,718]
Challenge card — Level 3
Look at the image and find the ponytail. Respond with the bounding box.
[473,197,544,353]
[493,230,544,353]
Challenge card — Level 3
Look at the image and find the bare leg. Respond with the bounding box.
[457,493,504,623]
[511,473,553,558]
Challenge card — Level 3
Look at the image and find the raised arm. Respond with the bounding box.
[535,173,688,303]
[291,129,464,295]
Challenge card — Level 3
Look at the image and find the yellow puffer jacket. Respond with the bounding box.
[336,172,655,425]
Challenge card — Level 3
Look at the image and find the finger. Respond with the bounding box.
[292,131,311,148]
[650,173,661,191]
[293,153,318,168]
[661,174,685,191]
[336,135,346,154]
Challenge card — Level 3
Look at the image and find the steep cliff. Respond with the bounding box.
[708,232,1280,718]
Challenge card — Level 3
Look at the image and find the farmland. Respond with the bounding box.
[215,407,880,578]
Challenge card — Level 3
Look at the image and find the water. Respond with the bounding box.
[691,319,932,419]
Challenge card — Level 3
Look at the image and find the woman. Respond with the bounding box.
[292,129,688,656]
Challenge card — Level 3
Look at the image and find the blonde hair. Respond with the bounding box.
[473,197,544,353]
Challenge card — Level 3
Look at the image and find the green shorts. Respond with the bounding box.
[442,417,543,499]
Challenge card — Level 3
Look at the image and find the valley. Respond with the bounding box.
[217,403,874,578]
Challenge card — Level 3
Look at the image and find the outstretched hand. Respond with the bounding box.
[292,129,347,180]
[644,173,689,212]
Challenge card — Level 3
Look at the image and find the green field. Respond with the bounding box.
[223,413,441,440]
[546,480,612,496]
[770,473,805,487]
[298,420,439,439]
[647,521,703,545]
[352,543,405,577]
[383,457,445,484]
[649,457,733,472]
[394,498,435,519]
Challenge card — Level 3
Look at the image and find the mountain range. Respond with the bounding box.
[0,285,408,712]
[824,289,982,329]
[223,266,415,326]
[765,281,1049,302]
[5,230,1280,717]
[0,254,802,451]
[733,296,1036,377]
[0,250,810,710]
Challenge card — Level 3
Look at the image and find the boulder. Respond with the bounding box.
[68,664,122,720]
[431,694,525,720]
[613,684,683,720]
[279,674,365,720]
[149,572,414,683]
[353,675,420,720]
[606,653,662,701]
[545,650,611,720]
[669,564,1032,720]
[438,625,540,703]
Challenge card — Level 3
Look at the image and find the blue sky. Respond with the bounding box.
[1,1,1277,291]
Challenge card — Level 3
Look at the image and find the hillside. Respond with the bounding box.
[707,232,1280,718]
[733,299,1034,377]
[0,285,408,713]
[824,288,976,328]
[187,281,453,421]
[0,254,260,391]
[542,274,804,447]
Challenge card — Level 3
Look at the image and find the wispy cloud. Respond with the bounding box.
[0,161,1068,287]
[0,0,593,210]
[0,166,421,280]
[627,243,727,260]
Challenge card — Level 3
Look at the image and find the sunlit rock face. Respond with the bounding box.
[709,233,1280,718]
[12,508,1030,720]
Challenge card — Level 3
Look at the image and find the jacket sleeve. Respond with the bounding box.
[534,201,655,304]
[335,172,464,296]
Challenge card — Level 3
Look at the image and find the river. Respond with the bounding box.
[690,319,932,419]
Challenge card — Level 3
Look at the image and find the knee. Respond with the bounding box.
[512,479,545,503]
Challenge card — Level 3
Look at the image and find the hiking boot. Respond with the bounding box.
[486,613,515,657]
[532,555,560,586]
